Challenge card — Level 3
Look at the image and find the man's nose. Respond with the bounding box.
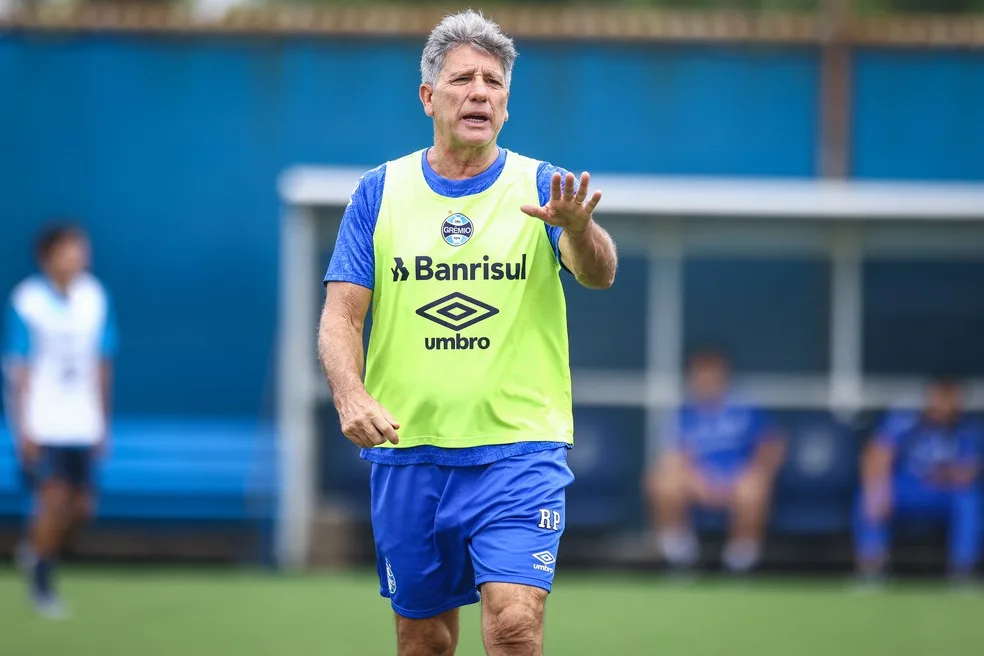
[468,78,489,100]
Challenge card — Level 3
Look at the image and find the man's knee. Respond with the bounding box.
[733,473,769,511]
[72,493,94,523]
[647,458,686,504]
[396,612,457,656]
[40,482,72,520]
[482,584,545,650]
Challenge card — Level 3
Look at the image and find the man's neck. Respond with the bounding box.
[44,273,74,296]
[427,141,499,180]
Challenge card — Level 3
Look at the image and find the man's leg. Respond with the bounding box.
[724,470,771,573]
[465,448,573,655]
[371,462,475,655]
[30,474,73,612]
[63,447,97,552]
[947,486,981,578]
[395,609,459,656]
[480,583,547,656]
[853,493,889,577]
[645,454,699,568]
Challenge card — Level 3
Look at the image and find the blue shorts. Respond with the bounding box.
[370,447,575,619]
[23,445,96,491]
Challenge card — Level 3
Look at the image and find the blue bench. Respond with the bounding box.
[0,419,279,526]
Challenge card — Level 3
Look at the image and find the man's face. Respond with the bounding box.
[421,45,509,151]
[43,237,90,284]
[689,356,730,404]
[925,382,962,424]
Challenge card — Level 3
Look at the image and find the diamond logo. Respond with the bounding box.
[532,551,555,565]
[416,293,498,332]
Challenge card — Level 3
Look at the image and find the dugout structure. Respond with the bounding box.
[276,168,984,570]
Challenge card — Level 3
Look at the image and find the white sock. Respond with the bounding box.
[723,539,761,573]
[659,530,699,567]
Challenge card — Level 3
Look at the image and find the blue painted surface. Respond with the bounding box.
[0,420,278,521]
[853,49,984,181]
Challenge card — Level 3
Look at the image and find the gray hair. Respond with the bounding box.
[421,10,517,89]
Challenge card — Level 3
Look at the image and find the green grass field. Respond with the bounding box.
[1,568,982,655]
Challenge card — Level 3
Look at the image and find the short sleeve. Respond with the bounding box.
[323,164,386,290]
[873,410,916,450]
[536,161,578,265]
[101,295,119,358]
[3,301,31,359]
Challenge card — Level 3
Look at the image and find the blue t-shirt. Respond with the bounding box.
[324,147,573,467]
[874,410,982,483]
[665,399,774,475]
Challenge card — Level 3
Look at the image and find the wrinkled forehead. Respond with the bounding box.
[440,45,506,78]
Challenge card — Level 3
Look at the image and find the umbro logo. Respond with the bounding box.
[532,551,555,565]
[416,292,498,332]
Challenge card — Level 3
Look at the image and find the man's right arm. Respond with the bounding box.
[861,412,905,521]
[317,164,398,449]
[318,283,399,448]
[3,301,36,462]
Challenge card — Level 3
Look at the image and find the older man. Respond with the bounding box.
[317,9,618,656]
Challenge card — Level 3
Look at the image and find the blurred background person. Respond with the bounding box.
[2,223,118,619]
[645,348,786,574]
[855,377,981,584]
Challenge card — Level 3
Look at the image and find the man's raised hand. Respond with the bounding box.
[520,171,602,236]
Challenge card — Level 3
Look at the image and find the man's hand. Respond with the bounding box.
[863,482,893,523]
[16,435,39,466]
[520,171,602,236]
[335,390,400,449]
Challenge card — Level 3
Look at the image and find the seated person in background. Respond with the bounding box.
[645,348,786,573]
[855,377,981,582]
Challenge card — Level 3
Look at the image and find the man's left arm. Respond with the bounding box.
[522,168,617,289]
[948,424,982,488]
[748,414,787,482]
[558,221,618,290]
[98,295,120,456]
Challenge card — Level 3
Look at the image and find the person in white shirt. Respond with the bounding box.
[3,224,118,619]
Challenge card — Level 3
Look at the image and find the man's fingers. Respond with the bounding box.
[550,172,562,202]
[380,406,401,430]
[585,190,603,214]
[371,416,399,445]
[342,417,382,448]
[562,172,576,202]
[520,204,555,223]
[574,172,590,204]
[344,427,374,449]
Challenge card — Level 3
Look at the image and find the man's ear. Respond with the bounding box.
[420,84,434,117]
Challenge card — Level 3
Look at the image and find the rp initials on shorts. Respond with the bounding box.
[538,509,561,531]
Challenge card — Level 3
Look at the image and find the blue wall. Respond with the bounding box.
[0,35,819,416]
[3,36,983,417]
[853,49,984,180]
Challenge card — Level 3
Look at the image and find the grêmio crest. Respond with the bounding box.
[442,213,474,247]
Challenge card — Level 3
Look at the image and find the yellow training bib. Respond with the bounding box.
[365,149,574,449]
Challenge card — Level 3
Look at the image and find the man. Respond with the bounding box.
[3,224,118,619]
[318,10,617,656]
[645,348,785,573]
[855,377,981,582]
